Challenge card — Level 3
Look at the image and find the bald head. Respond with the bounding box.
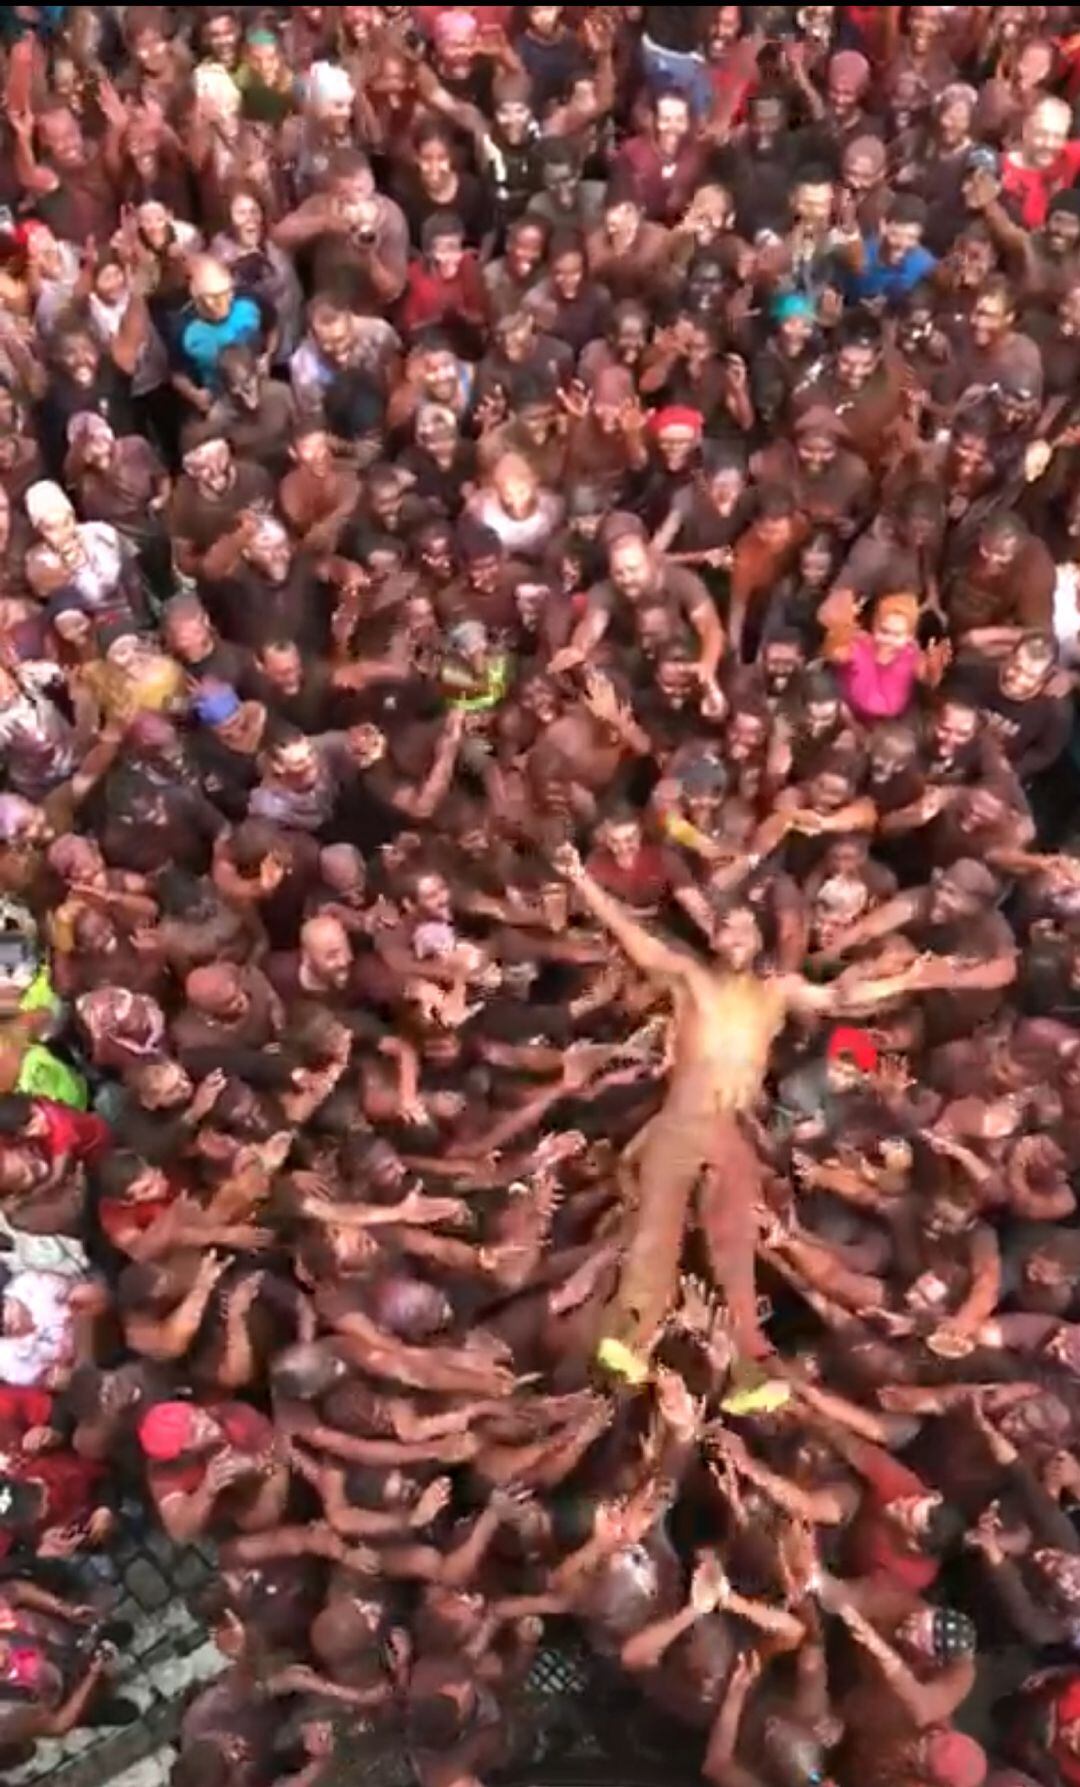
[301,915,353,989]
[186,964,246,1017]
[189,255,236,321]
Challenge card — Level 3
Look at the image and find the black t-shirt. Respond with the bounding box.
[643,5,708,51]
[394,169,493,250]
[38,364,138,476]
[210,553,330,654]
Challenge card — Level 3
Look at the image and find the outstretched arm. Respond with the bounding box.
[552,846,693,982]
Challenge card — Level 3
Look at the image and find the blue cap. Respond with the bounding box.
[193,684,241,726]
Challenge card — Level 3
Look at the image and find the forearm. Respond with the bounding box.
[728,1590,804,1645]
[949,1235,1001,1332]
[217,1303,258,1389]
[572,869,682,976]
[621,1602,699,1672]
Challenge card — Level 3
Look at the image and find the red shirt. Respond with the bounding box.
[398,254,489,340]
[1002,142,1080,228]
[843,1436,940,1595]
[586,844,686,909]
[150,1401,276,1496]
[36,1099,111,1166]
[0,1386,103,1560]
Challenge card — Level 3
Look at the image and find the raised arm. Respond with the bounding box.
[552,846,694,982]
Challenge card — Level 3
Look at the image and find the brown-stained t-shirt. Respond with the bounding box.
[168,462,277,556]
[585,220,672,303]
[944,537,1055,636]
[170,967,281,1057]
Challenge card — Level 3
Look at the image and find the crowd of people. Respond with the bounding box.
[10,4,1080,1787]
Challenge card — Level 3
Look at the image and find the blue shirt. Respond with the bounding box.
[177,296,263,391]
[843,237,937,305]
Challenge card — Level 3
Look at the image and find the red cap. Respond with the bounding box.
[649,405,704,436]
[138,1401,200,1462]
[827,1026,878,1073]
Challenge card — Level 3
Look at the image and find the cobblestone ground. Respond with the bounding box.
[10,1529,224,1787]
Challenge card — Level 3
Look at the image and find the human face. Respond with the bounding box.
[836,342,877,390]
[293,429,334,479]
[230,191,264,248]
[305,923,352,988]
[40,108,84,168]
[843,150,882,197]
[429,231,464,280]
[937,94,972,150]
[496,99,533,142]
[549,248,585,309]
[907,4,942,53]
[978,529,1019,577]
[763,643,802,692]
[1025,100,1070,171]
[508,223,545,282]
[657,657,697,706]
[275,739,319,788]
[928,867,980,925]
[778,311,814,356]
[708,467,744,514]
[247,38,284,87]
[57,332,101,388]
[414,875,452,923]
[933,703,977,762]
[137,1061,194,1108]
[604,201,642,250]
[529,4,563,35]
[261,642,303,694]
[542,154,578,207]
[794,181,834,231]
[185,440,235,497]
[806,697,839,738]
[34,498,77,553]
[604,821,642,870]
[828,65,863,120]
[609,538,654,602]
[886,1491,942,1544]
[1048,207,1080,261]
[708,5,742,52]
[418,136,453,192]
[1059,284,1080,339]
[193,268,236,323]
[881,219,923,265]
[656,425,699,473]
[970,291,1012,349]
[749,96,785,151]
[714,907,762,971]
[808,771,851,814]
[950,429,989,484]
[795,431,836,476]
[494,461,537,519]
[872,610,914,662]
[251,533,292,583]
[869,733,915,785]
[613,311,647,364]
[495,313,534,362]
[165,606,215,663]
[205,11,240,64]
[655,94,690,158]
[999,646,1049,702]
[313,311,353,365]
[727,712,766,762]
